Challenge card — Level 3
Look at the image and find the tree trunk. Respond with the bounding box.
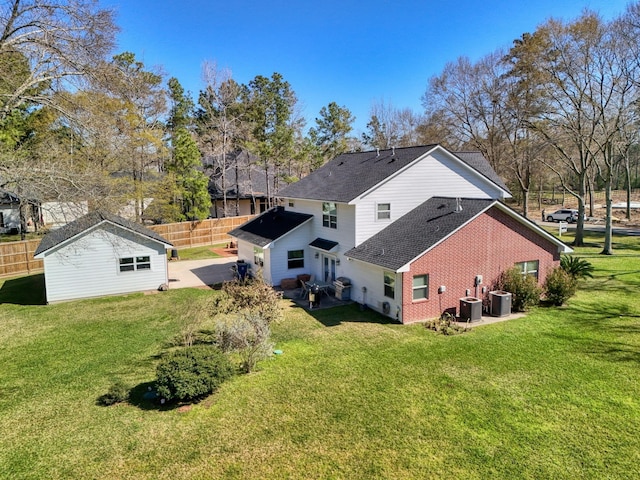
[601,173,613,255]
[625,156,631,221]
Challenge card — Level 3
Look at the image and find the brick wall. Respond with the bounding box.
[401,207,561,323]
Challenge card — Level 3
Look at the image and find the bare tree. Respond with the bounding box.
[0,0,117,120]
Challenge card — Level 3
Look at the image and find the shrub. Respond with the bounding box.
[425,312,469,335]
[496,267,541,312]
[214,312,274,373]
[98,380,130,406]
[155,345,234,402]
[543,267,577,306]
[216,277,283,325]
[560,255,594,279]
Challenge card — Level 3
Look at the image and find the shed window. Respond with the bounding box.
[322,202,337,229]
[377,203,391,220]
[383,271,395,299]
[119,255,151,272]
[515,260,539,279]
[412,274,429,300]
[254,247,264,267]
[287,250,304,269]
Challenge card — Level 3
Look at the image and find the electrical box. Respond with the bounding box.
[475,275,483,285]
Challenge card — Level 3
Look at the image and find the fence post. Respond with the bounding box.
[24,241,31,274]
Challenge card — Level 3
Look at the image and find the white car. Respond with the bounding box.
[546,209,582,223]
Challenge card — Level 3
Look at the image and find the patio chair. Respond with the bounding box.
[299,281,309,298]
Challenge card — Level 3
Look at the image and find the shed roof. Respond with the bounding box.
[34,211,172,257]
[278,145,509,203]
[228,206,313,247]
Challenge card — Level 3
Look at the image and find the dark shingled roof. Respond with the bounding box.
[344,197,495,271]
[278,145,510,203]
[228,206,313,247]
[34,211,172,256]
[309,238,339,251]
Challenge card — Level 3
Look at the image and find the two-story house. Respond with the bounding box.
[229,145,571,323]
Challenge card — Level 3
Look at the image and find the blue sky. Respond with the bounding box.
[104,0,628,135]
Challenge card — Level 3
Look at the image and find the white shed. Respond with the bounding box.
[34,211,173,303]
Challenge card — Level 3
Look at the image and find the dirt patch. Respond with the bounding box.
[211,247,237,257]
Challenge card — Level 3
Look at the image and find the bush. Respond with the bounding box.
[543,267,577,306]
[560,255,594,279]
[214,312,274,373]
[216,277,283,325]
[98,380,130,406]
[425,312,469,335]
[155,345,234,402]
[496,267,541,312]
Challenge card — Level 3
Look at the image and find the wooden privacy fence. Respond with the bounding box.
[0,239,43,277]
[148,215,254,249]
[0,215,254,278]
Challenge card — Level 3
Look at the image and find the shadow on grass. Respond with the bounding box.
[306,303,398,327]
[0,273,46,305]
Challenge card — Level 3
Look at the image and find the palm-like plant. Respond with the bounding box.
[560,255,594,279]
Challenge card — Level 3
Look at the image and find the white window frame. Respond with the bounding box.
[412,274,429,301]
[287,249,305,269]
[322,202,337,229]
[515,260,539,279]
[119,255,151,273]
[253,247,264,267]
[376,202,391,221]
[383,271,395,299]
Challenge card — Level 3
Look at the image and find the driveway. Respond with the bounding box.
[168,257,238,289]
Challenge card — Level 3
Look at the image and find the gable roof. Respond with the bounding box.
[278,145,510,203]
[34,211,172,257]
[207,150,285,199]
[228,206,313,247]
[344,197,571,271]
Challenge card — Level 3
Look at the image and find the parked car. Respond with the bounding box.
[546,209,583,223]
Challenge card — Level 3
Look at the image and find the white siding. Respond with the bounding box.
[42,224,169,303]
[41,201,88,228]
[285,199,355,282]
[268,222,312,286]
[354,150,504,245]
[0,207,20,231]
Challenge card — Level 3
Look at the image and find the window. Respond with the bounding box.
[288,200,295,208]
[253,247,264,267]
[287,250,304,269]
[412,274,429,301]
[119,255,151,272]
[322,202,337,229]
[377,203,391,220]
[383,271,395,298]
[515,260,539,279]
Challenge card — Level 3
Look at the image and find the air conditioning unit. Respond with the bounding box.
[490,291,512,317]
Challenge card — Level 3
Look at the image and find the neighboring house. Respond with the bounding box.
[34,211,173,303]
[229,145,572,324]
[207,150,285,218]
[41,201,89,229]
[0,189,40,234]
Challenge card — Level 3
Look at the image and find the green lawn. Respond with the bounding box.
[1,233,639,478]
[168,244,226,261]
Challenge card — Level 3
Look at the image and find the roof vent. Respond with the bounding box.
[455,198,463,213]
[376,148,380,157]
[392,146,395,156]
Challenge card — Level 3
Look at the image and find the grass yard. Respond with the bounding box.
[167,243,226,261]
[1,233,639,478]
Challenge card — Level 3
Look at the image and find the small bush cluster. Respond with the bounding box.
[98,380,130,406]
[543,267,577,306]
[425,312,469,335]
[213,312,274,373]
[216,277,283,325]
[496,267,541,312]
[156,345,234,402]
